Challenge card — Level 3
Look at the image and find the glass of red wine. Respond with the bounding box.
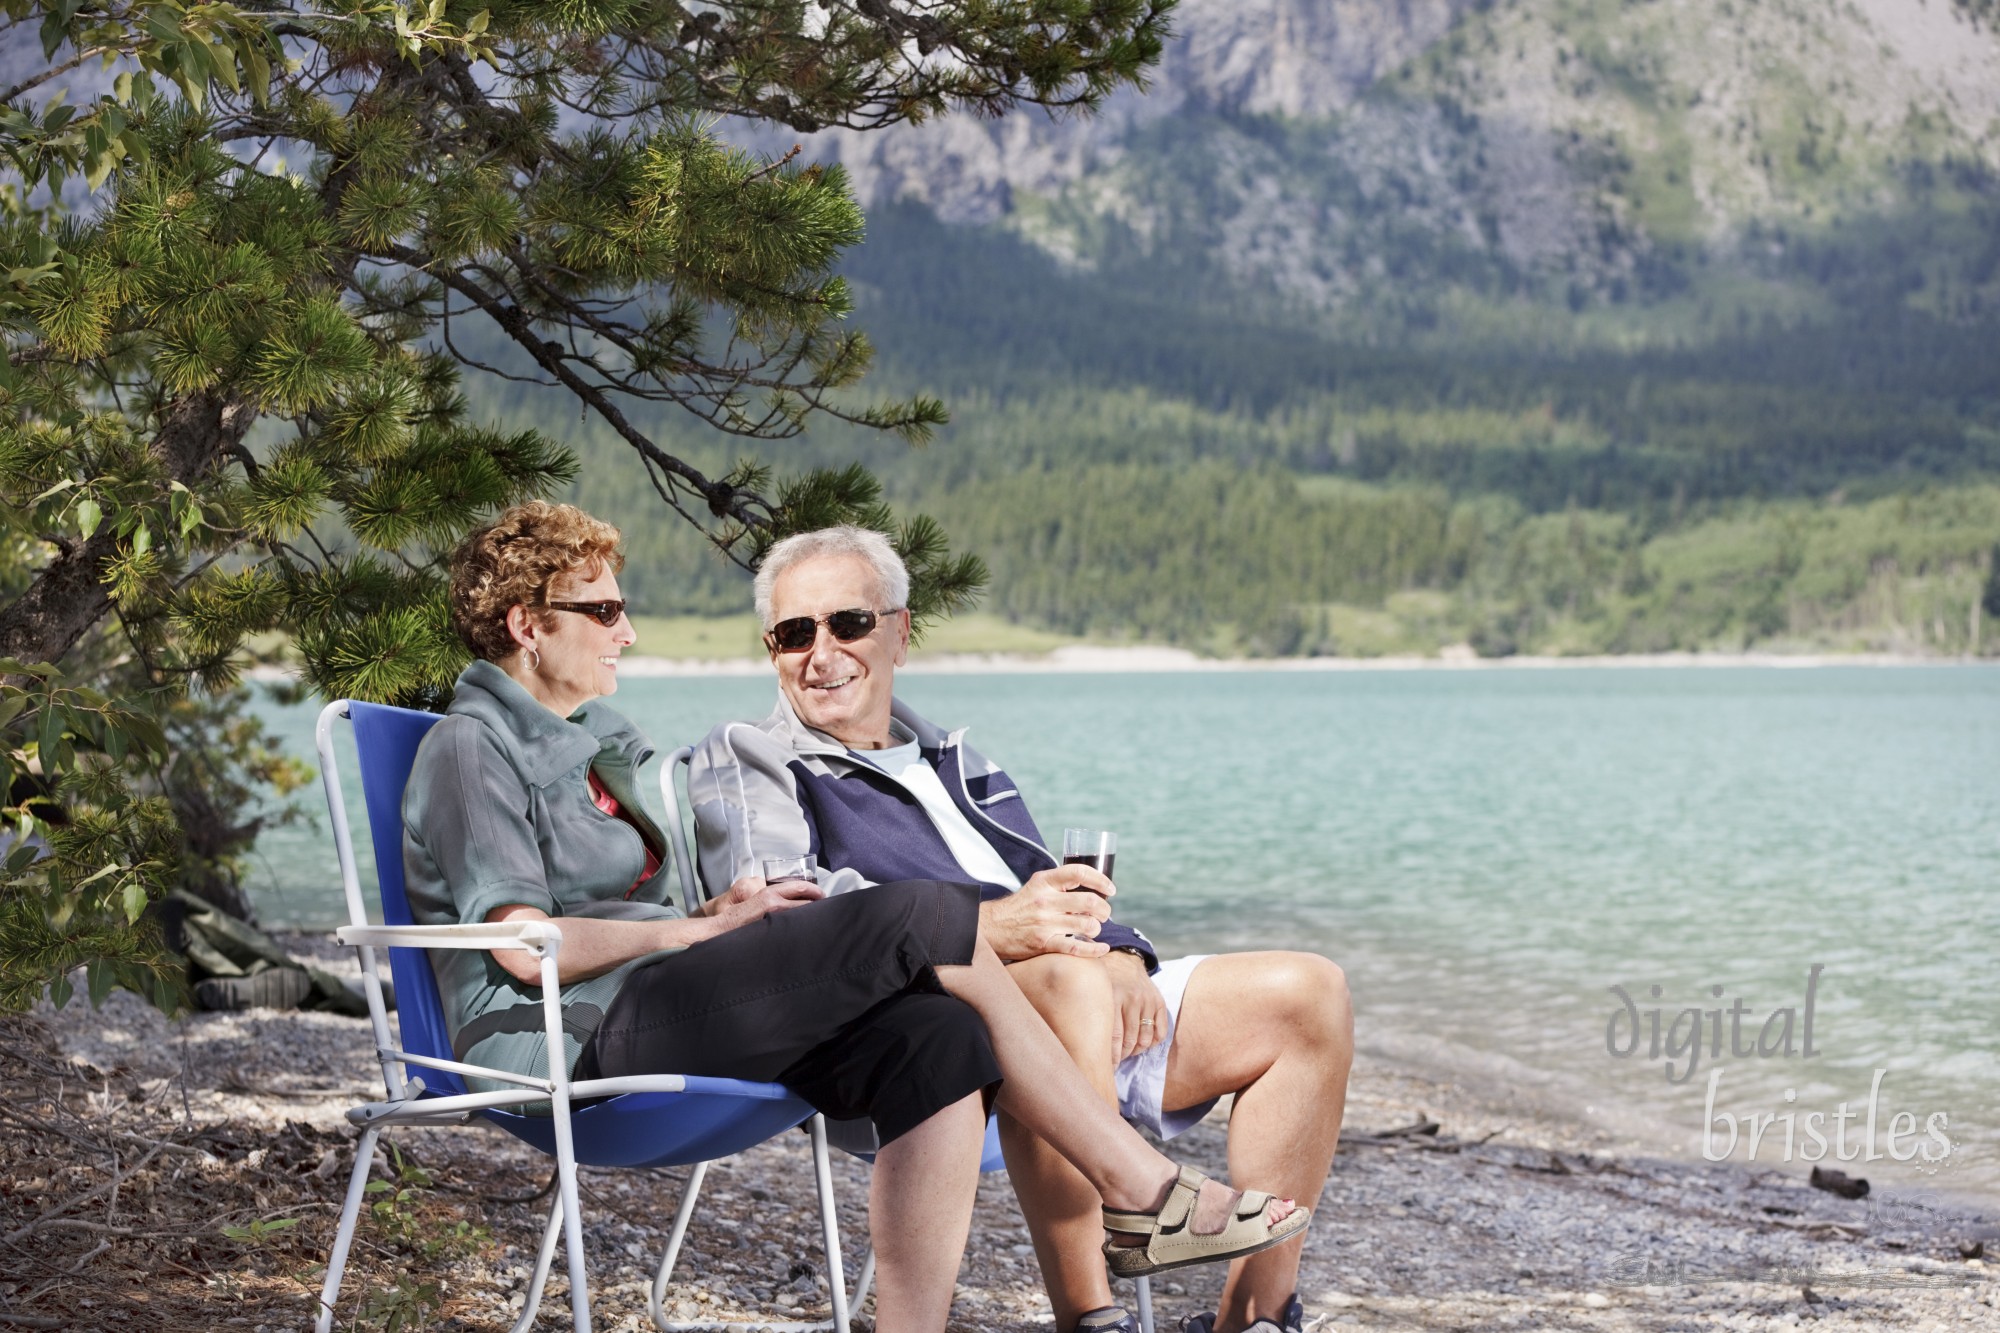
[1061,828,1116,888]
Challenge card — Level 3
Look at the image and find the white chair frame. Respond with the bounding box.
[313,702,856,1333]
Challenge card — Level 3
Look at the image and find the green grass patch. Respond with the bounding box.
[628,614,765,660]
[909,612,1082,657]
[1316,603,1439,657]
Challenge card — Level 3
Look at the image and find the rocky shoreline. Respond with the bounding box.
[7,936,1996,1332]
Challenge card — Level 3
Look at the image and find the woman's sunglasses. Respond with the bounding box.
[765,608,900,653]
[543,599,627,627]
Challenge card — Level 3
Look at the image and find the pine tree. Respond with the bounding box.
[0,0,1175,1008]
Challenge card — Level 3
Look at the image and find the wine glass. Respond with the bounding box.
[1060,828,1116,883]
[761,854,818,884]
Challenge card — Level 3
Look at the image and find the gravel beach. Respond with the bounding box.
[7,935,1996,1333]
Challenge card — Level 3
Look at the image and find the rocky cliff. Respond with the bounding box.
[755,0,2000,333]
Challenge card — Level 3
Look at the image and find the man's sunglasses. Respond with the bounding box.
[765,608,901,653]
[542,599,627,627]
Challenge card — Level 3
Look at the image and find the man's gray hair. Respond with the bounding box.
[753,525,910,627]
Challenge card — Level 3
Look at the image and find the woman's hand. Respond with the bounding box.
[701,875,825,935]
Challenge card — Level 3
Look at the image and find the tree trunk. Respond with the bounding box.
[0,391,256,668]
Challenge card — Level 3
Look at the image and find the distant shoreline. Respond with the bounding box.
[608,645,1990,677]
[243,646,1993,682]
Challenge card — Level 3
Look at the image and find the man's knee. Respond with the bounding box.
[1274,952,1352,1049]
[1220,951,1350,1048]
[1006,953,1115,1030]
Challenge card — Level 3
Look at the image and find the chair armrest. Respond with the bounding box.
[336,922,575,1097]
[337,921,563,956]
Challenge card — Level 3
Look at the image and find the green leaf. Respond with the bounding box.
[245,45,271,106]
[6,262,61,288]
[50,972,73,1010]
[0,693,26,730]
[37,706,61,767]
[131,524,151,556]
[5,843,41,874]
[75,862,118,889]
[121,712,168,758]
[120,879,147,925]
[87,959,115,1006]
[173,67,204,113]
[207,41,242,96]
[39,7,69,62]
[75,497,101,538]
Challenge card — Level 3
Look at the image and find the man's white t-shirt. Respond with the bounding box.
[850,724,1220,1141]
[855,733,1023,891]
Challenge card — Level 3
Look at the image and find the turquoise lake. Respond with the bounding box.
[246,666,2000,1203]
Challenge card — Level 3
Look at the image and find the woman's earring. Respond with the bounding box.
[524,647,541,672]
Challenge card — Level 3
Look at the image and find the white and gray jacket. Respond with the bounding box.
[689,695,1156,967]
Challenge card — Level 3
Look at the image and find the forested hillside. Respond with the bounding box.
[505,0,2000,657]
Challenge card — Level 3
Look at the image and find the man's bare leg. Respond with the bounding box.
[1162,953,1352,1333]
[996,954,1124,1329]
[870,1090,987,1333]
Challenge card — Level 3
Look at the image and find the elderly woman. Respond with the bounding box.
[402,502,1308,1333]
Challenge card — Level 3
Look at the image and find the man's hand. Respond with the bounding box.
[1106,949,1166,1061]
[978,864,1114,961]
[702,875,824,936]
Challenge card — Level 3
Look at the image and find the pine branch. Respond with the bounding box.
[386,241,770,547]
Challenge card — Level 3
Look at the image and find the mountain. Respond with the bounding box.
[746,0,2000,338]
[531,0,2000,656]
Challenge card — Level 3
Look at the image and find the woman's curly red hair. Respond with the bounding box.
[449,501,624,663]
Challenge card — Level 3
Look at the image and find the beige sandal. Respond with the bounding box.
[1101,1165,1311,1279]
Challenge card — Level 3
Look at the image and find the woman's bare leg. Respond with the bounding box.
[869,1091,987,1333]
[934,939,1297,1231]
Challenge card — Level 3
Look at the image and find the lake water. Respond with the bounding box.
[246,666,2000,1203]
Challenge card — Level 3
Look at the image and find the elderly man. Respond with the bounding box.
[691,527,1353,1333]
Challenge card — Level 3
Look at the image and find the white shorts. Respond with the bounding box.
[1116,954,1216,1140]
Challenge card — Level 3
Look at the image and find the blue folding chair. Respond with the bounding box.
[659,748,1156,1333]
[314,700,855,1333]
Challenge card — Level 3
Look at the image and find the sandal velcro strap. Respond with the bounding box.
[1101,1165,1311,1279]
